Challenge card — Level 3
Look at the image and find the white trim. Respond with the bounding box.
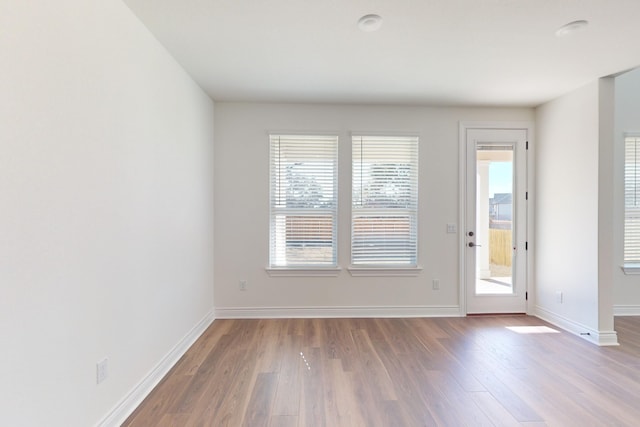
[621,264,640,274]
[347,266,423,277]
[597,330,622,346]
[96,309,216,427]
[267,129,341,138]
[458,121,534,316]
[215,305,461,319]
[535,306,619,346]
[458,123,467,316]
[459,121,534,131]
[349,130,421,138]
[526,125,535,315]
[614,305,640,316]
[266,267,341,277]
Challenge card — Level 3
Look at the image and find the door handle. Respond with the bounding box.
[468,242,482,248]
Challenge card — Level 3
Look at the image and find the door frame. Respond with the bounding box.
[458,122,534,316]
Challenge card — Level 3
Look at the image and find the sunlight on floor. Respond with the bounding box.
[506,326,560,334]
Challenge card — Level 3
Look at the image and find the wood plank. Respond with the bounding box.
[324,358,367,426]
[124,374,192,426]
[268,415,298,427]
[243,372,278,427]
[299,347,326,427]
[172,319,233,377]
[271,334,303,416]
[471,391,522,427]
[122,316,640,427]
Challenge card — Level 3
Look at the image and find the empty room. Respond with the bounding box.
[4,0,640,426]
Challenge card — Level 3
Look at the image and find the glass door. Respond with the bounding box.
[465,129,527,314]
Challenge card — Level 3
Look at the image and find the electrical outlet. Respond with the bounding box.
[239,280,247,291]
[432,279,440,290]
[96,358,108,384]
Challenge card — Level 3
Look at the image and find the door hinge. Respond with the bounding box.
[526,291,528,300]
[526,191,528,200]
[525,241,528,250]
[526,141,529,150]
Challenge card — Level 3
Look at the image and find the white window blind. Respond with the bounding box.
[625,136,640,264]
[270,134,338,267]
[352,135,419,266]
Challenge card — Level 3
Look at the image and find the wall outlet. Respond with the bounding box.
[96,358,108,384]
[432,279,440,290]
[239,280,247,291]
[556,291,563,304]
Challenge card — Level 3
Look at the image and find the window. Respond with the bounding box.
[269,134,338,268]
[624,135,640,270]
[351,135,419,267]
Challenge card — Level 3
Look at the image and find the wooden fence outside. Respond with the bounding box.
[490,229,512,267]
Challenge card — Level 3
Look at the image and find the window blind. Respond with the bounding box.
[625,136,640,264]
[270,134,338,267]
[352,135,419,266]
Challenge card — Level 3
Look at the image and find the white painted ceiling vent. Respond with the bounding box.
[358,14,383,32]
[555,20,589,37]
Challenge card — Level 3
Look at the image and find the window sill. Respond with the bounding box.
[622,264,640,275]
[347,266,423,277]
[266,267,341,277]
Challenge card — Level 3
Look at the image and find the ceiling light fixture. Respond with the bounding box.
[555,20,589,37]
[358,14,383,32]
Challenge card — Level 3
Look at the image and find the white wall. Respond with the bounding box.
[0,1,215,426]
[614,68,640,314]
[214,102,533,316]
[535,79,617,345]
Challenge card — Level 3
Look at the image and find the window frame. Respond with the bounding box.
[623,134,640,274]
[266,133,340,276]
[349,133,421,276]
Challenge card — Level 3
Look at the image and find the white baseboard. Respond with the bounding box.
[535,306,619,346]
[614,305,640,316]
[215,305,462,319]
[97,309,216,427]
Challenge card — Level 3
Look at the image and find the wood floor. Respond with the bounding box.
[123,316,640,426]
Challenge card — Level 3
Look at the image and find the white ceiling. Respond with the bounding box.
[123,0,640,107]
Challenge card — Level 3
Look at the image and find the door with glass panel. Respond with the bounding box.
[465,128,527,314]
